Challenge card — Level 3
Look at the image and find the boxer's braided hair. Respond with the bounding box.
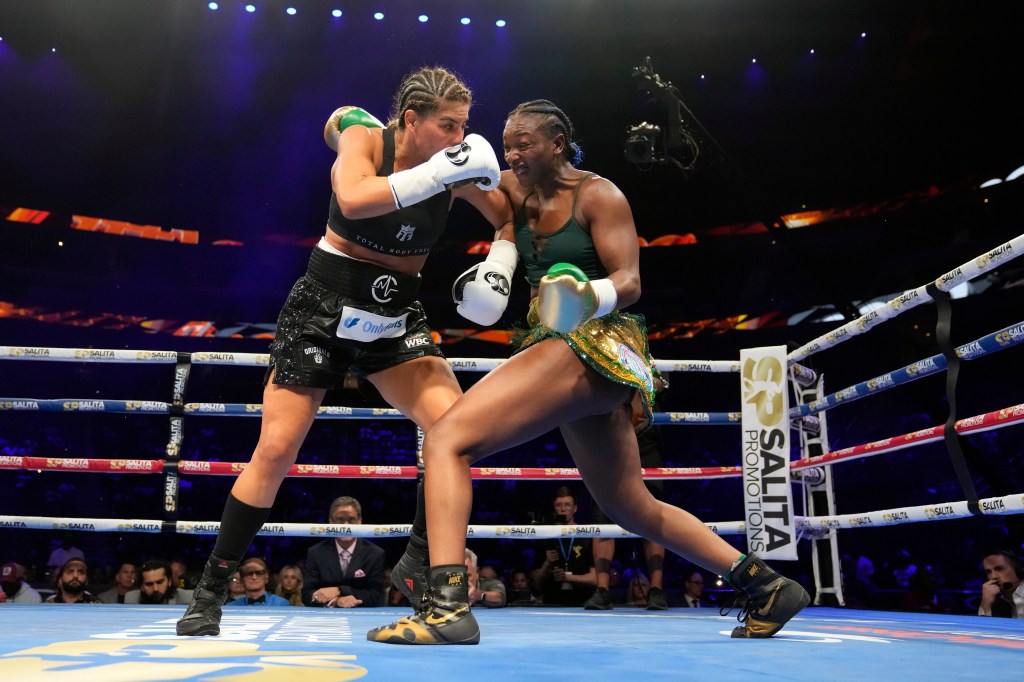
[507,99,583,165]
[389,66,472,129]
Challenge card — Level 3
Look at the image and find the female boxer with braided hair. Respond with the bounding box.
[177,66,516,636]
[369,99,809,645]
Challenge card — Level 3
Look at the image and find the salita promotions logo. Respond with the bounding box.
[739,346,796,560]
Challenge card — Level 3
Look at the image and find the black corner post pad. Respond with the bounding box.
[926,283,981,515]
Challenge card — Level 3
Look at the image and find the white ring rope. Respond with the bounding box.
[2,489,1020,538]
[788,232,1024,362]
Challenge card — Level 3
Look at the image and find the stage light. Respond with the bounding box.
[496,19,506,27]
[418,15,428,23]
[374,12,384,20]
[461,17,471,25]
[286,7,297,15]
[244,4,255,13]
[207,2,218,10]
[332,9,342,18]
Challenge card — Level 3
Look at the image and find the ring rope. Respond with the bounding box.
[790,319,1024,419]
[3,489,1021,538]
[788,232,1024,362]
[3,402,1021,479]
[0,398,741,424]
[0,348,739,374]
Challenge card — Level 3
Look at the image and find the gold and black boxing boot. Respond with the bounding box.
[725,554,810,638]
[176,556,238,636]
[367,564,480,645]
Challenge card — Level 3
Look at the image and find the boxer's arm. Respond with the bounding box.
[453,182,517,326]
[581,177,641,309]
[332,125,400,220]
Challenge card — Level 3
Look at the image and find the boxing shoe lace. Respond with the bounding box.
[718,590,750,622]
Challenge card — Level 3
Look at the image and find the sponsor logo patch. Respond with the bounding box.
[337,306,409,342]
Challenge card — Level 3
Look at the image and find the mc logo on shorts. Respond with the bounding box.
[371,274,399,303]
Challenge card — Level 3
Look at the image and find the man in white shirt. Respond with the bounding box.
[979,549,1023,618]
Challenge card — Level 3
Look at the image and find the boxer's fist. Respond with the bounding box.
[324,106,384,151]
[388,134,500,209]
[453,240,517,326]
[538,263,617,333]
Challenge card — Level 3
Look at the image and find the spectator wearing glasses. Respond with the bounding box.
[682,570,710,608]
[225,557,290,606]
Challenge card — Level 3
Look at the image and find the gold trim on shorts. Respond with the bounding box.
[512,299,657,426]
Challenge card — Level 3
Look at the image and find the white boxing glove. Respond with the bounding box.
[388,133,500,209]
[453,240,518,326]
[538,262,617,333]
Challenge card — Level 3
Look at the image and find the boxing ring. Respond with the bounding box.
[2,231,1023,679]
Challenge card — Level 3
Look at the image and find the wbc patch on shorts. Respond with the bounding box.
[337,306,410,342]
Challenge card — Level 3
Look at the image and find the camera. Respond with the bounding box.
[625,57,700,173]
[624,122,662,165]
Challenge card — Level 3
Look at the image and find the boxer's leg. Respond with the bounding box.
[177,379,325,636]
[369,339,625,644]
[565,412,809,638]
[369,354,463,612]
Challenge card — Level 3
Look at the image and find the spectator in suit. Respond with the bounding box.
[303,496,386,608]
[682,570,710,608]
[97,561,137,604]
[125,559,193,605]
[0,562,42,604]
[225,557,290,606]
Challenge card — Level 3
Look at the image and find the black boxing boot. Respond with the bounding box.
[176,556,237,636]
[391,536,429,612]
[724,553,810,638]
[367,564,480,645]
[391,479,429,612]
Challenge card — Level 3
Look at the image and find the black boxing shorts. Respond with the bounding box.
[267,247,444,388]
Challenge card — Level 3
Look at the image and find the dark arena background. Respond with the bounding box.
[1,2,1023,680]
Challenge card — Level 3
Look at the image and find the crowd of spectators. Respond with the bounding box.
[1,404,1021,616]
